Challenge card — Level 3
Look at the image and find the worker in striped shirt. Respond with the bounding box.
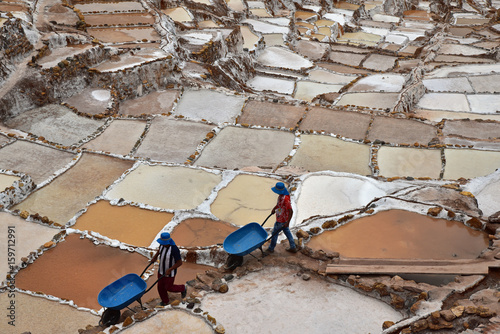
[150,232,187,306]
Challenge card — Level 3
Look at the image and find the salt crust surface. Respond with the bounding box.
[201,267,403,334]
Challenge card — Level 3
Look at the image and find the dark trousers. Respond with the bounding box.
[157,274,185,304]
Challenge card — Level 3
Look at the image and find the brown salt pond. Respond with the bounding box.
[170,218,238,247]
[308,210,489,259]
[73,201,173,247]
[15,234,150,310]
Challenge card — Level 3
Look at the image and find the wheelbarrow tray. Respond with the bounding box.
[98,273,147,310]
[223,222,268,256]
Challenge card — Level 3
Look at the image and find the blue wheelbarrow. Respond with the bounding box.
[97,262,161,326]
[223,213,283,270]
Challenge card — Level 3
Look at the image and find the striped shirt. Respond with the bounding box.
[158,244,181,277]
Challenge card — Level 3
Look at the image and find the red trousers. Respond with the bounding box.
[157,274,185,304]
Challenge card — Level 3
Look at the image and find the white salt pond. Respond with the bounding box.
[201,267,403,334]
[119,309,213,333]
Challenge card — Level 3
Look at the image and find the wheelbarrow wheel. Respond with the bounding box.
[225,254,244,270]
[100,308,121,327]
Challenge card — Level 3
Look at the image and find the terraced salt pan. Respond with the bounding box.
[94,48,168,72]
[293,40,328,61]
[438,43,490,56]
[238,100,305,128]
[74,2,144,12]
[64,88,111,115]
[171,218,237,247]
[105,164,221,210]
[468,172,500,217]
[210,174,280,227]
[337,32,381,46]
[328,51,366,67]
[88,27,159,44]
[417,93,469,112]
[0,212,58,281]
[469,74,500,93]
[0,174,19,190]
[162,8,192,22]
[348,74,405,92]
[226,0,245,11]
[294,81,344,101]
[83,119,146,156]
[119,90,180,116]
[242,19,289,34]
[368,116,437,145]
[174,90,245,123]
[12,153,134,225]
[299,107,372,140]
[290,135,371,175]
[362,54,398,71]
[194,127,295,170]
[422,77,474,93]
[201,267,403,334]
[14,234,150,310]
[262,33,284,46]
[384,33,409,44]
[119,309,213,334]
[239,25,260,51]
[257,47,314,71]
[377,146,442,179]
[0,140,76,184]
[37,44,94,69]
[135,117,214,163]
[82,13,154,26]
[295,175,387,225]
[308,210,488,259]
[443,149,500,180]
[0,292,99,334]
[247,75,295,94]
[4,104,105,146]
[468,95,500,113]
[424,63,500,78]
[442,120,500,140]
[73,201,174,248]
[335,92,400,110]
[308,69,355,85]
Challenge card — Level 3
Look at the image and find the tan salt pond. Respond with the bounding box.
[15,234,151,310]
[289,135,371,175]
[13,153,134,225]
[0,212,58,281]
[226,0,245,11]
[82,13,154,26]
[105,164,221,210]
[119,90,180,116]
[377,146,442,179]
[0,292,99,334]
[162,8,192,22]
[240,25,260,51]
[74,2,145,13]
[294,81,344,101]
[308,210,489,259]
[211,174,281,227]
[88,27,159,44]
[82,119,147,156]
[443,149,500,180]
[0,174,19,190]
[171,218,237,247]
[73,201,173,247]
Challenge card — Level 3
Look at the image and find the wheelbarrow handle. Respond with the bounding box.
[140,261,155,278]
[260,212,274,226]
[144,272,166,294]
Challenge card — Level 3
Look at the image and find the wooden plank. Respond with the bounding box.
[326,260,500,275]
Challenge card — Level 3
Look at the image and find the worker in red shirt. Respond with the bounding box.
[266,182,297,254]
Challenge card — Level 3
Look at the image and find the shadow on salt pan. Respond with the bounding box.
[295,174,387,224]
[201,267,403,334]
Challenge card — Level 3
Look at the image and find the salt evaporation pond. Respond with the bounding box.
[73,200,174,248]
[201,267,403,333]
[307,210,489,259]
[171,218,237,247]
